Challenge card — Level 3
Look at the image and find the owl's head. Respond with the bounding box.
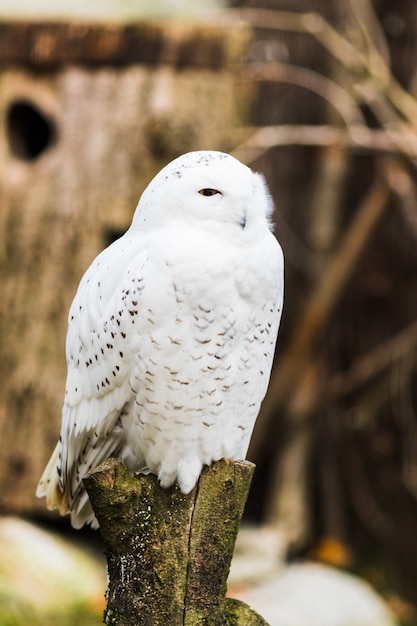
[130,151,274,235]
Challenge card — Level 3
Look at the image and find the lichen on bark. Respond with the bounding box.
[84,457,269,626]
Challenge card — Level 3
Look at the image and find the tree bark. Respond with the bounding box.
[84,457,269,626]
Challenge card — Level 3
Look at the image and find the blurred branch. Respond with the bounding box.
[388,159,417,242]
[238,8,366,71]
[353,80,413,142]
[392,353,417,501]
[343,425,393,537]
[235,2,417,555]
[233,3,417,172]
[237,7,417,124]
[253,174,390,455]
[308,146,351,275]
[235,3,417,459]
[347,0,391,73]
[243,63,365,127]
[325,319,417,400]
[233,124,417,165]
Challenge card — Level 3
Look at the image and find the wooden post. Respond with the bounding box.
[84,458,269,626]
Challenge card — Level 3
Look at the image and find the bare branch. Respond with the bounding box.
[237,8,366,71]
[258,175,390,426]
[347,0,391,73]
[232,124,417,165]
[386,159,417,242]
[325,320,417,400]
[236,7,417,123]
[244,63,365,127]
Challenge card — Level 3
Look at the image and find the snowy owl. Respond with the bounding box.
[37,150,284,528]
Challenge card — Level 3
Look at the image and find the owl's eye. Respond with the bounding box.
[198,188,221,196]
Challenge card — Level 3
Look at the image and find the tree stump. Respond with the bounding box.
[84,458,269,626]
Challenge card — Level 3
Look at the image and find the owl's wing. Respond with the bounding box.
[37,235,148,526]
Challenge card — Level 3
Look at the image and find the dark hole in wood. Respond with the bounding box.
[6,100,56,161]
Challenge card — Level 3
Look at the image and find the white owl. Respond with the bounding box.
[36,151,284,528]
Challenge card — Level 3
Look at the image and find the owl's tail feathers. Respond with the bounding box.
[70,492,97,529]
[36,444,98,528]
[36,443,70,516]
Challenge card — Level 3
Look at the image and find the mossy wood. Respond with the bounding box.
[84,457,269,626]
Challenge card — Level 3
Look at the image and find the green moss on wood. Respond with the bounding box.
[84,458,268,626]
[225,598,270,625]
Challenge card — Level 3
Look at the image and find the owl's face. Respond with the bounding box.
[131,151,274,234]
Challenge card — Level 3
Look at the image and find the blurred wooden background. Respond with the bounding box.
[1,0,417,613]
[0,17,249,514]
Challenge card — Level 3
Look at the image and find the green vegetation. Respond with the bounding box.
[0,593,102,626]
